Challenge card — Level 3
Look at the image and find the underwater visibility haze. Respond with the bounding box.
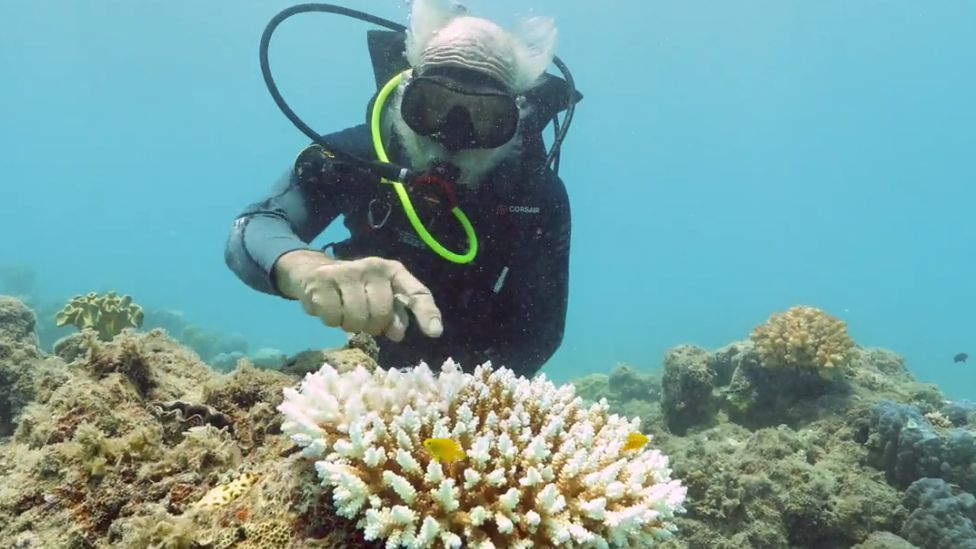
[1,1,975,548]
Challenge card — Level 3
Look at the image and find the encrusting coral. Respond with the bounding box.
[749,305,855,372]
[55,291,144,341]
[279,360,687,548]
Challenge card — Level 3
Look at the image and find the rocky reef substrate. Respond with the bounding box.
[0,296,379,548]
[575,342,975,548]
[2,293,973,548]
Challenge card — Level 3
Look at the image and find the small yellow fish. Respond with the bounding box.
[423,438,467,463]
[622,432,649,452]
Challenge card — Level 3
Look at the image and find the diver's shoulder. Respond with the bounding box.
[318,124,374,156]
[532,164,569,201]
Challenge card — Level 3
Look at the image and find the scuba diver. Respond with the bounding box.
[224,0,581,377]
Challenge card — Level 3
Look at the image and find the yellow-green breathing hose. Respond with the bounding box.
[370,70,478,264]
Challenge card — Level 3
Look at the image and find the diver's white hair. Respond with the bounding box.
[391,0,557,186]
[404,0,557,93]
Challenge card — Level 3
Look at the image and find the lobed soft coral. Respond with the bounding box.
[749,306,855,372]
[55,291,144,341]
[279,360,686,548]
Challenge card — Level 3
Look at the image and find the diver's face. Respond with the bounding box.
[400,75,520,151]
[392,105,523,188]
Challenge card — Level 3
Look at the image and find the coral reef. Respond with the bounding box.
[863,400,976,494]
[4,293,974,549]
[608,363,661,402]
[282,333,380,378]
[851,531,917,549]
[55,291,145,341]
[0,296,378,548]
[655,411,908,548]
[0,297,70,437]
[574,364,662,424]
[573,305,973,548]
[660,346,720,435]
[902,477,976,548]
[750,305,856,372]
[280,361,687,548]
[944,399,976,427]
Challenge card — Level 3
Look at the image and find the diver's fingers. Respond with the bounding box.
[364,271,395,336]
[384,298,410,342]
[334,270,368,333]
[389,267,442,337]
[308,282,342,328]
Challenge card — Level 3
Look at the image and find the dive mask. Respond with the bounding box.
[401,66,520,150]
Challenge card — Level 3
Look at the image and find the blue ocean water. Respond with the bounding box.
[2,2,973,397]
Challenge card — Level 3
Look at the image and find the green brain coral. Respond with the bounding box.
[55,291,144,341]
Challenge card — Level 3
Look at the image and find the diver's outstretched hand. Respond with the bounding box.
[274,251,443,341]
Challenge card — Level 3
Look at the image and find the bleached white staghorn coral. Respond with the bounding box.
[279,360,686,548]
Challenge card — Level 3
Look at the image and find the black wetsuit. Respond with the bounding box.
[224,123,571,378]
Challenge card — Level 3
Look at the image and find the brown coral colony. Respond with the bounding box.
[749,305,856,371]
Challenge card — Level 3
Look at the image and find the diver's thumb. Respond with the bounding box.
[396,292,442,338]
[385,297,411,342]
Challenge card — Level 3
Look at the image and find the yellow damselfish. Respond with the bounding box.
[622,432,649,452]
[423,438,467,463]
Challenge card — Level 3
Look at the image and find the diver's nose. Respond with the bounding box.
[438,106,477,151]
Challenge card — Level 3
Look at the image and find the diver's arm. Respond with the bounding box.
[225,129,443,339]
[225,124,379,296]
[224,166,342,296]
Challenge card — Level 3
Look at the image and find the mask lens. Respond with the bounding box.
[402,77,518,148]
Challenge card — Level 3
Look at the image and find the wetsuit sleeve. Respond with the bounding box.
[489,172,572,377]
[224,126,371,296]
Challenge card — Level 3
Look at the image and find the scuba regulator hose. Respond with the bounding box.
[371,70,478,264]
[259,4,410,183]
[259,3,577,264]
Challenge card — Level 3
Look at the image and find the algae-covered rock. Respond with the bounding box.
[944,400,976,427]
[203,364,293,449]
[572,366,663,429]
[901,477,976,548]
[0,325,373,548]
[281,339,379,379]
[851,531,918,549]
[0,295,39,348]
[580,313,956,548]
[572,372,610,403]
[346,331,380,361]
[863,400,976,496]
[724,346,846,428]
[0,296,68,438]
[655,418,907,548]
[609,362,660,401]
[662,345,720,434]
